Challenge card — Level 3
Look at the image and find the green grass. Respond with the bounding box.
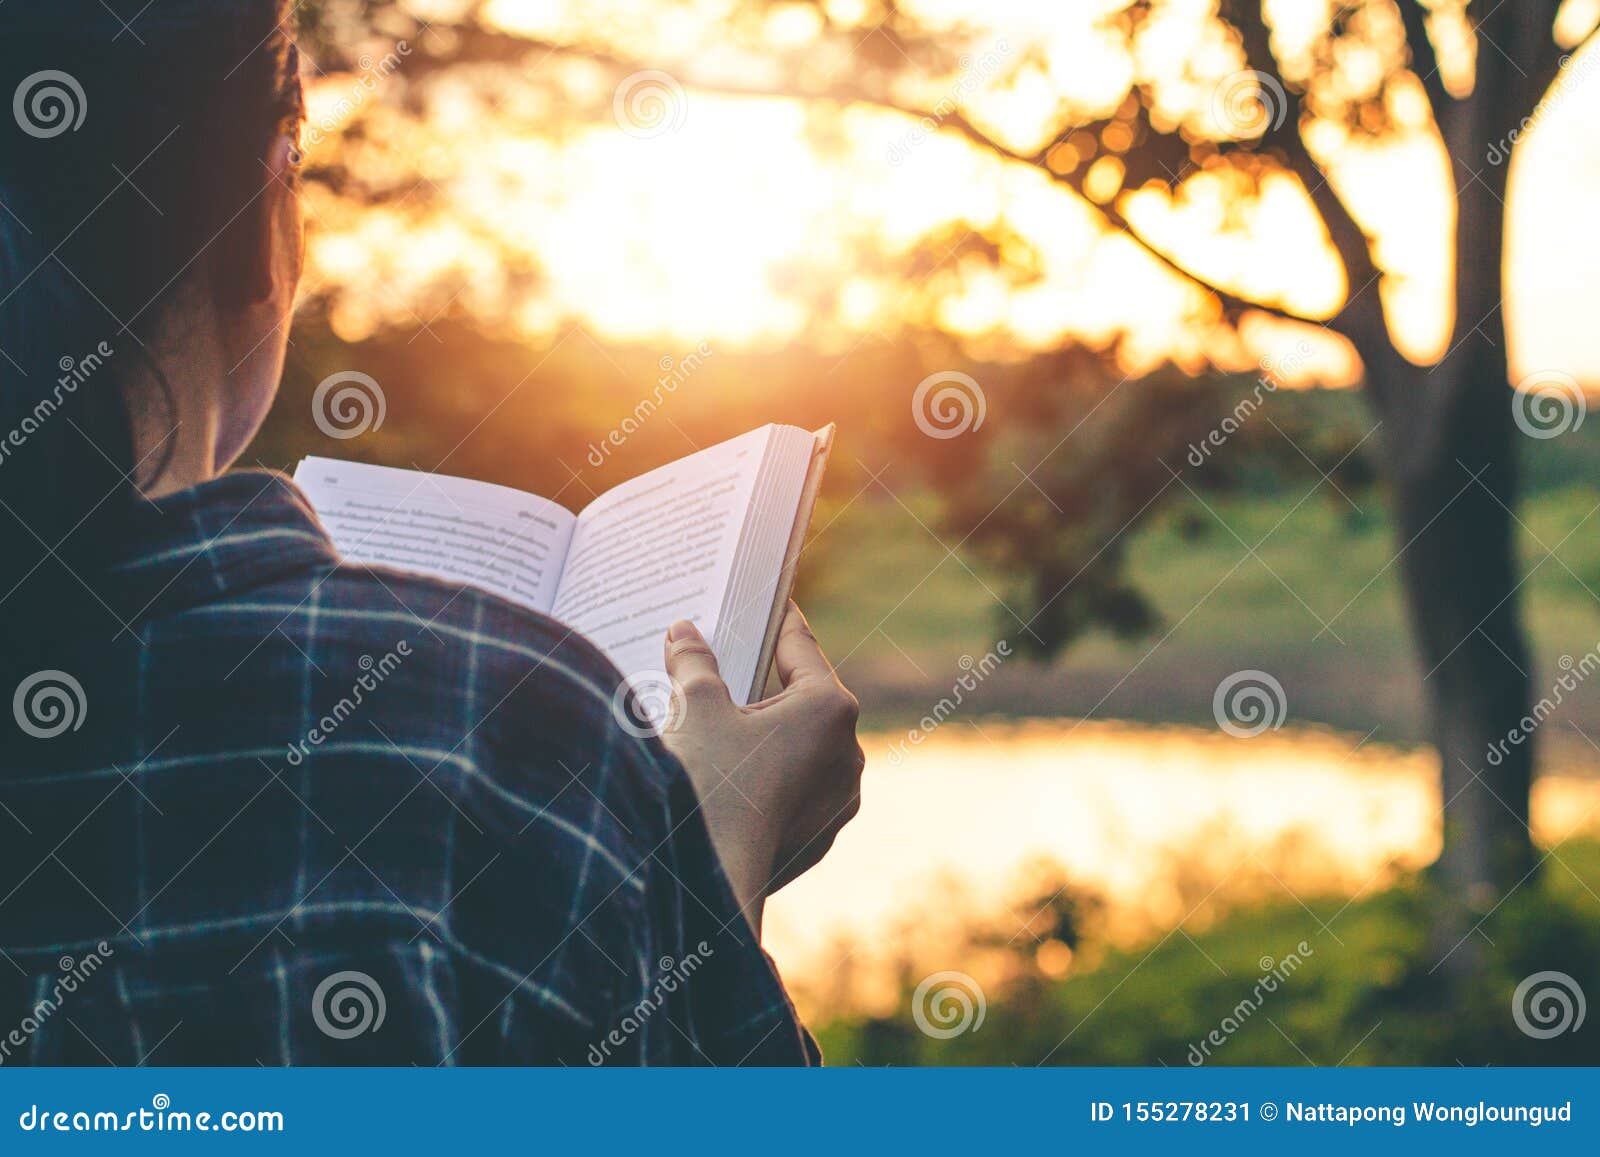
[802,483,1600,739]
[814,841,1600,1066]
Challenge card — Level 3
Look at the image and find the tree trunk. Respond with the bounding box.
[1384,343,1535,969]
[1360,14,1538,970]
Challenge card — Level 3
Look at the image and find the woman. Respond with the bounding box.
[0,2,862,1065]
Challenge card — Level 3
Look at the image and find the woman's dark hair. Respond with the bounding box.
[0,2,301,669]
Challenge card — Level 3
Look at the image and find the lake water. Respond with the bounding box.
[762,719,1600,1011]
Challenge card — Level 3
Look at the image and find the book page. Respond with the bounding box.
[715,424,824,702]
[550,429,769,680]
[293,457,575,613]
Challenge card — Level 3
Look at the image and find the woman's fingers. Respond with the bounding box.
[663,619,733,713]
[773,601,835,687]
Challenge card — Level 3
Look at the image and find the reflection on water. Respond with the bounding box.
[762,720,1600,1004]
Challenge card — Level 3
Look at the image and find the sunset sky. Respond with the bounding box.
[299,0,1600,387]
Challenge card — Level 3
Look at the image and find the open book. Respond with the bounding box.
[293,423,833,706]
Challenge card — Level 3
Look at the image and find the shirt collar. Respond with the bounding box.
[108,470,339,623]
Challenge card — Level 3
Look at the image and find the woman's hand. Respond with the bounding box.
[658,603,864,933]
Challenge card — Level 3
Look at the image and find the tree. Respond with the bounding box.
[863,0,1588,955]
[295,0,1598,961]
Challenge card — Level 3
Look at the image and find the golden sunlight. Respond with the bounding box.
[300,2,1600,385]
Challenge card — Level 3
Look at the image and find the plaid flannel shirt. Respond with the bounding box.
[0,470,817,1066]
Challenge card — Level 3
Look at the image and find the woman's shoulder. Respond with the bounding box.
[189,554,683,814]
[311,561,683,834]
[310,560,628,704]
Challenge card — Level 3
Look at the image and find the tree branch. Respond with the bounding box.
[1221,1,1388,357]
[400,26,1340,331]
[1397,0,1450,126]
[1511,0,1575,119]
[906,109,1333,329]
